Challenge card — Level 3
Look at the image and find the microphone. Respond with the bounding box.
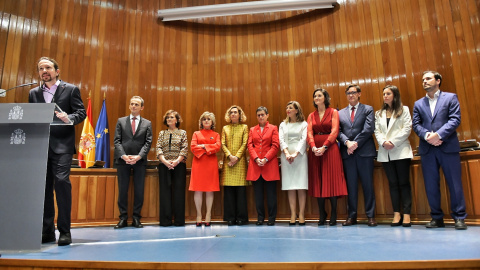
[0,82,38,97]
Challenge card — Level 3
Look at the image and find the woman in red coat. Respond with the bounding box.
[189,112,221,226]
[246,106,280,226]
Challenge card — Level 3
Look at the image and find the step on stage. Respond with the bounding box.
[1,222,479,270]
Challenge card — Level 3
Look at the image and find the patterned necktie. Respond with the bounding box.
[350,107,355,122]
[131,117,136,135]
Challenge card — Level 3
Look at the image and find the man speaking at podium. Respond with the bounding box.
[29,57,86,246]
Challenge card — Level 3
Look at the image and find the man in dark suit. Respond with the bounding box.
[29,57,86,246]
[338,84,377,226]
[412,71,467,230]
[113,96,152,229]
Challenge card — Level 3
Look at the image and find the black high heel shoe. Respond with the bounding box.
[402,216,411,227]
[391,216,403,227]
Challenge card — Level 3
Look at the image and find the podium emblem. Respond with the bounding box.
[10,129,26,144]
[8,105,24,120]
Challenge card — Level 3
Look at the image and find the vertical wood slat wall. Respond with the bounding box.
[67,152,480,224]
[1,0,479,165]
[1,1,479,223]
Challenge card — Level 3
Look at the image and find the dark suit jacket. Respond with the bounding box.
[412,91,461,155]
[246,122,280,181]
[29,81,86,154]
[113,115,153,166]
[338,103,376,159]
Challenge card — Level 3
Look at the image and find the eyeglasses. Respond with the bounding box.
[346,91,358,95]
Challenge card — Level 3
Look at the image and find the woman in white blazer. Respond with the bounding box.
[375,85,413,227]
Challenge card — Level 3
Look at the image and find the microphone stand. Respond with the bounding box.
[0,82,38,97]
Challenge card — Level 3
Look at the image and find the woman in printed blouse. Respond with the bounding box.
[156,110,188,227]
[189,111,221,226]
[221,105,249,226]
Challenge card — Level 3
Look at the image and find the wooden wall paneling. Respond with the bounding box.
[366,0,384,111]
[411,163,428,218]
[463,1,480,141]
[113,173,120,219]
[70,175,80,221]
[94,175,107,220]
[15,4,28,103]
[323,15,335,99]
[461,160,474,219]
[0,4,8,87]
[466,159,480,216]
[2,0,480,222]
[13,13,27,103]
[456,0,480,141]
[410,0,428,80]
[86,176,97,220]
[356,0,376,105]
[340,2,354,91]
[390,0,409,102]
[395,0,416,111]
[104,175,116,219]
[140,174,150,219]
[67,153,480,224]
[2,13,19,103]
[86,3,100,109]
[77,175,89,220]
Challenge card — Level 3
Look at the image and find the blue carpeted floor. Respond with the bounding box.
[2,222,479,263]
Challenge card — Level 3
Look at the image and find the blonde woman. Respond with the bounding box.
[221,105,249,225]
[189,112,221,226]
[279,101,308,225]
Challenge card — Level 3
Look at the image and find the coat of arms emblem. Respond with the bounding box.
[8,105,23,120]
[10,129,26,144]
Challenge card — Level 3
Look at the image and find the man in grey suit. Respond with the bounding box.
[338,84,377,226]
[29,57,86,246]
[412,71,467,230]
[113,96,152,229]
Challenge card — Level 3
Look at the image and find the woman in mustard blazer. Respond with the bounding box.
[246,106,280,226]
[374,85,413,227]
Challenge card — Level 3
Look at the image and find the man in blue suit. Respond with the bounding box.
[338,84,377,226]
[412,71,467,230]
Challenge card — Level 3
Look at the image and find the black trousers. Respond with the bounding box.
[117,163,146,220]
[43,151,73,235]
[158,163,186,226]
[343,155,376,218]
[223,186,248,222]
[382,158,412,214]
[252,177,277,222]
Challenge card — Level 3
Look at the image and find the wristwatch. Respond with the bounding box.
[323,145,328,150]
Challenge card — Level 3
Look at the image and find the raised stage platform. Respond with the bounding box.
[1,222,479,270]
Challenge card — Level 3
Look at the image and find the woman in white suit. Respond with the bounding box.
[279,101,308,225]
[375,85,413,227]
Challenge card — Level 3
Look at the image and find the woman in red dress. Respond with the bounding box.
[189,112,221,226]
[307,89,348,226]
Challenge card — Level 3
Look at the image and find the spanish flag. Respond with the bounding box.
[78,96,96,168]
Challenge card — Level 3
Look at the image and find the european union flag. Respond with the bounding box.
[95,99,110,168]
